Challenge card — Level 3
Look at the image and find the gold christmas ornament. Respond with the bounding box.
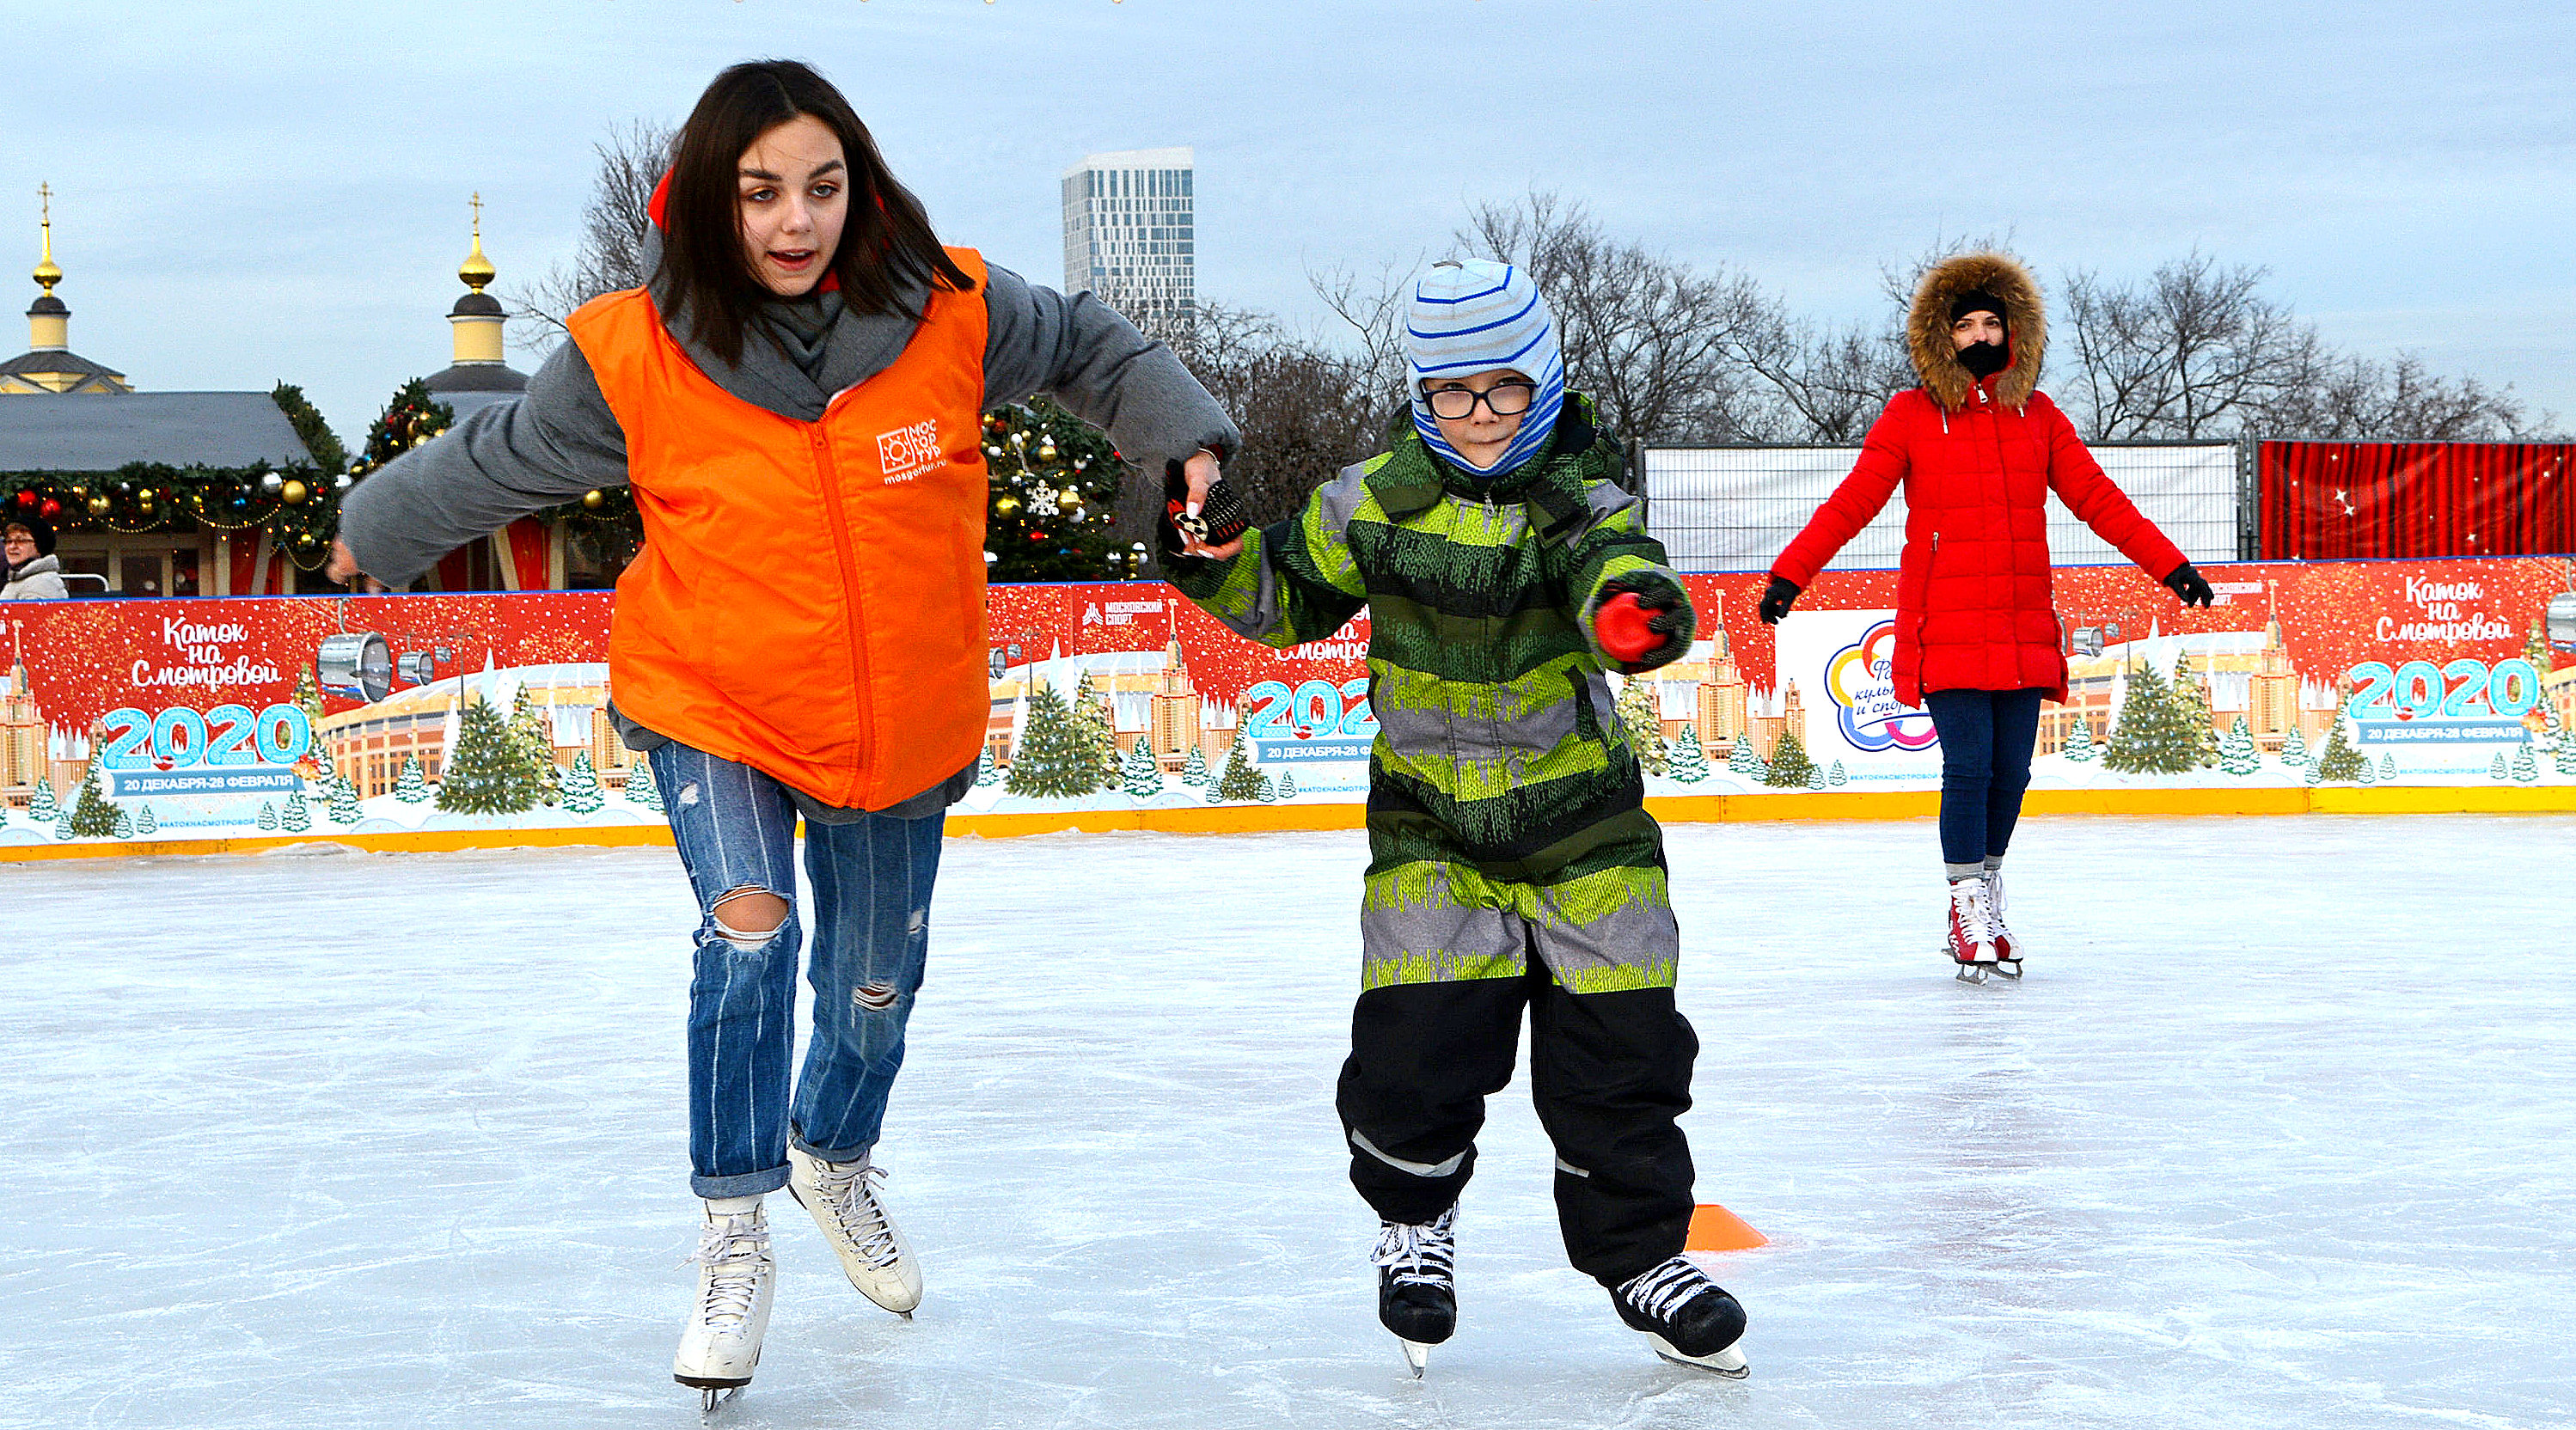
[994,495,1021,515]
[1037,441,1058,462]
[281,480,310,505]
[581,489,606,510]
[88,495,111,516]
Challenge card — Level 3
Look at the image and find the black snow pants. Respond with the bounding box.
[1336,958,1700,1289]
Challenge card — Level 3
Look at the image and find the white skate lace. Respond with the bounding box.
[1984,871,2018,950]
[814,1160,903,1270]
[1370,1205,1457,1289]
[1619,1256,1716,1323]
[682,1214,768,1336]
[1949,879,1996,945]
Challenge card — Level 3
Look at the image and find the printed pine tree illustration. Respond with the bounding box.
[1120,739,1164,798]
[2061,717,2099,762]
[625,755,665,813]
[438,688,549,815]
[1276,770,1299,799]
[1214,732,1266,803]
[2104,661,2198,774]
[2314,718,2368,782]
[1617,677,1666,774]
[136,804,157,836]
[974,748,1000,788]
[1763,729,1817,788]
[2169,652,2220,767]
[1180,745,1208,787]
[1665,725,1711,783]
[1070,671,1121,791]
[2279,724,2310,767]
[2487,750,2509,781]
[113,804,134,838]
[67,754,119,837]
[560,752,605,815]
[2378,753,2397,782]
[2511,743,2539,784]
[256,801,278,831]
[292,665,326,730]
[26,776,56,823]
[328,774,364,825]
[1007,679,1100,799]
[280,791,313,832]
[2355,753,2377,785]
[2218,716,2262,777]
[393,753,432,803]
[308,735,336,783]
[1827,759,1848,787]
[505,685,562,806]
[1727,736,1764,778]
[1804,761,1826,791]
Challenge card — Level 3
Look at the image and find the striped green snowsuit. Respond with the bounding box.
[1174,398,1705,1286]
[1174,398,1695,994]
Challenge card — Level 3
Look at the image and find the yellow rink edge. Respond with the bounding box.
[7,785,2570,862]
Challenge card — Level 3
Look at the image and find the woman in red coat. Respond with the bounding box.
[1759,253,2213,980]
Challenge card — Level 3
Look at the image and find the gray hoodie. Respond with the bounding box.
[338,255,1237,817]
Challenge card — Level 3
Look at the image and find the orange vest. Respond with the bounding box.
[569,248,992,810]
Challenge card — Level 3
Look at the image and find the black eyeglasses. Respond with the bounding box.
[1423,382,1538,420]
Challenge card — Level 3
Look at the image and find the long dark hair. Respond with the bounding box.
[658,59,973,366]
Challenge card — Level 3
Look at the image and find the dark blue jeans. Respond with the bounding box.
[651,742,944,1198]
[1922,688,2046,868]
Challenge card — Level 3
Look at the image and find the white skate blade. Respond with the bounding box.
[1648,1332,1748,1378]
[1399,1338,1429,1378]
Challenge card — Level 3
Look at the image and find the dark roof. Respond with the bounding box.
[0,347,123,380]
[422,362,528,394]
[0,391,317,470]
[27,295,66,316]
[449,292,505,318]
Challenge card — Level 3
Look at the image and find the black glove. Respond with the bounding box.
[1597,578,1695,670]
[1758,575,1800,626]
[2163,562,2214,608]
[1159,457,1249,562]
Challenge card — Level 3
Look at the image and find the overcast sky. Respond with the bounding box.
[14,0,2572,443]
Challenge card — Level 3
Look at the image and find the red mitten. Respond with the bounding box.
[1594,590,1660,664]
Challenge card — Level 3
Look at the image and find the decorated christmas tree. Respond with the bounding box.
[280,792,313,832]
[1763,729,1817,788]
[2218,716,2261,777]
[1007,679,1101,799]
[1180,745,1208,787]
[560,751,605,815]
[393,753,432,804]
[256,801,278,831]
[1215,731,1267,803]
[2314,718,2367,782]
[2169,652,2220,767]
[293,666,326,733]
[625,755,665,814]
[1120,739,1164,798]
[1827,759,1848,787]
[2526,617,2556,673]
[26,777,56,823]
[328,774,364,825]
[67,754,118,838]
[1071,672,1122,790]
[1617,678,1666,774]
[437,688,549,815]
[1665,725,1711,784]
[2511,742,2539,784]
[506,684,563,806]
[981,398,1134,583]
[349,377,456,478]
[2279,724,2310,767]
[2104,662,2198,774]
[2061,717,2099,762]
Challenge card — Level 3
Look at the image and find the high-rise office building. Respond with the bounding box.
[1061,148,1195,325]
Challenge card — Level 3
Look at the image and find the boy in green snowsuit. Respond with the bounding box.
[1166,260,1748,1376]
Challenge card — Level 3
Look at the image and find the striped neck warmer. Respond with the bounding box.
[1404,260,1566,481]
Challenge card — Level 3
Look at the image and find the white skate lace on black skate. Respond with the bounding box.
[1371,1204,1457,1377]
[1615,1256,1748,1377]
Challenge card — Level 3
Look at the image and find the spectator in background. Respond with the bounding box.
[1,519,66,599]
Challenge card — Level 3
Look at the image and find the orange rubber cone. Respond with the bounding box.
[1686,1203,1767,1252]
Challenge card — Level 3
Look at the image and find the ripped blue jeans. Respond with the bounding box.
[650,742,943,1197]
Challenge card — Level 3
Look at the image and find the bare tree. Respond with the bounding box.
[2258,351,2545,441]
[505,120,675,349]
[1727,313,1917,443]
[2060,252,2323,440]
[1455,192,1778,447]
[1137,303,1381,552]
[1306,254,1418,437]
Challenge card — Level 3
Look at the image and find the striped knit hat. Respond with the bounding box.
[1405,260,1566,478]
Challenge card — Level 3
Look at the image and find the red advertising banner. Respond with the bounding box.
[3,554,2571,847]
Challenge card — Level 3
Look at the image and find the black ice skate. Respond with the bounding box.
[1613,1256,1748,1377]
[1371,1203,1457,1378]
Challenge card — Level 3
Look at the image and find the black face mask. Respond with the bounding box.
[1958,339,2009,379]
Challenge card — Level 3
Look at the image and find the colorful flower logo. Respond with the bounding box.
[1826,620,1939,752]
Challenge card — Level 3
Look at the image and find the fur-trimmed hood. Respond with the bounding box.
[1906,252,2045,412]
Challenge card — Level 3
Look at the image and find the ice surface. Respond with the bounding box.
[14,816,2573,1428]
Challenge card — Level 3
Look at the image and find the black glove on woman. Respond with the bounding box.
[1758,575,1800,626]
[2163,562,2215,608]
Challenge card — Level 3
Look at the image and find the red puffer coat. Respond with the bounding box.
[1770,254,2187,706]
